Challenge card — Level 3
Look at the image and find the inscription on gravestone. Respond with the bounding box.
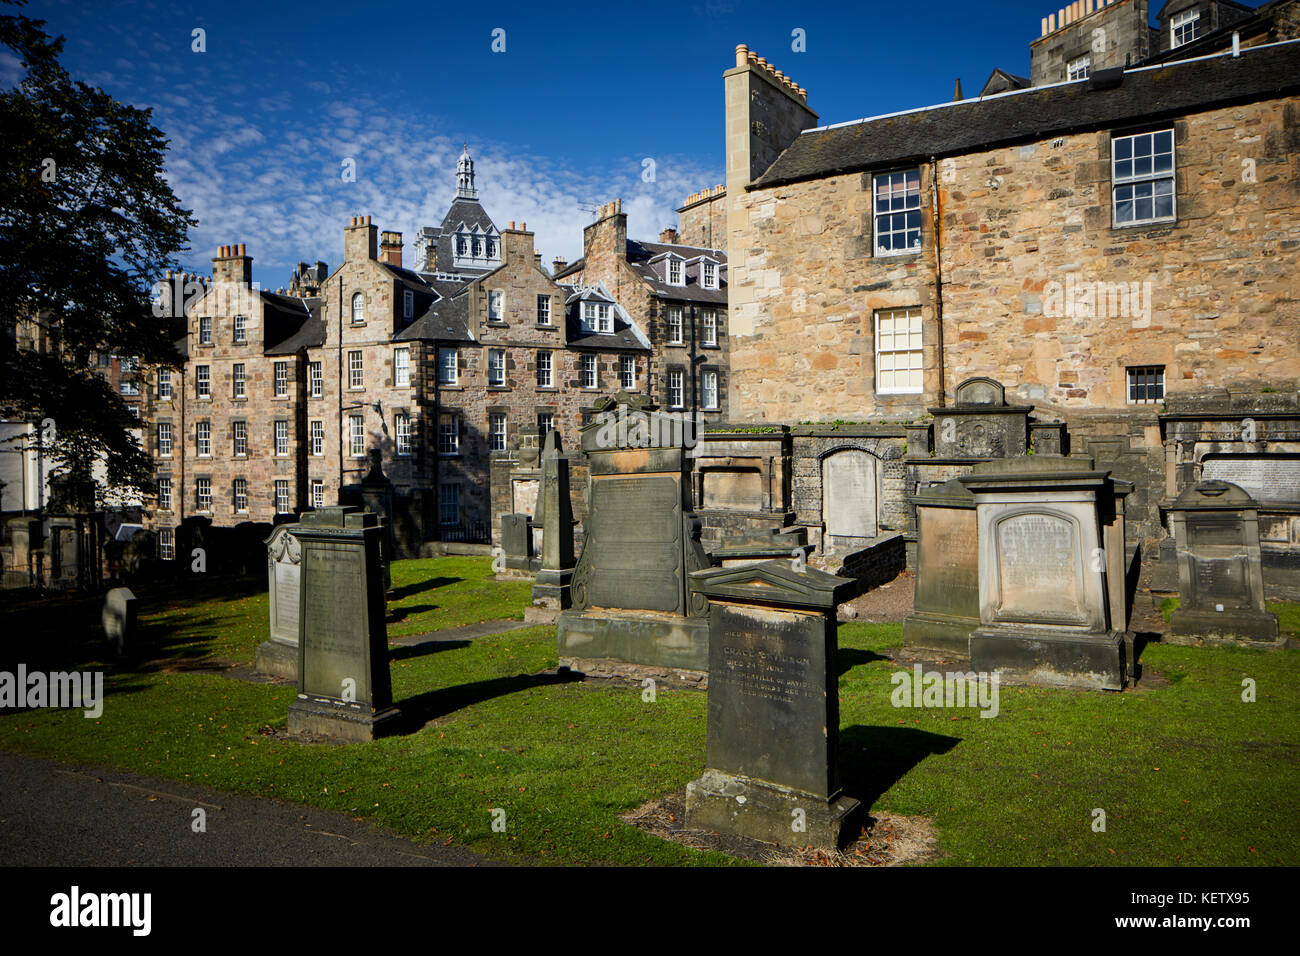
[995,513,1085,624]
[585,476,681,612]
[301,543,367,701]
[1201,457,1300,504]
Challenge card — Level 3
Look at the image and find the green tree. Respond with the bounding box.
[0,2,194,506]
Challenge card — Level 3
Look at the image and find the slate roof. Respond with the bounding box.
[562,283,652,351]
[380,262,439,297]
[753,40,1300,189]
[394,293,476,343]
[628,239,728,306]
[980,68,1031,96]
[263,293,324,354]
[433,197,500,275]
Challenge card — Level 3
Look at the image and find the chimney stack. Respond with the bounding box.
[345,214,378,262]
[659,226,680,244]
[552,256,568,276]
[212,243,253,286]
[379,230,403,268]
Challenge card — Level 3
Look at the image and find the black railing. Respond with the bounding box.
[440,520,490,544]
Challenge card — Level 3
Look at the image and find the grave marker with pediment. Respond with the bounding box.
[932,377,1032,460]
[256,523,302,679]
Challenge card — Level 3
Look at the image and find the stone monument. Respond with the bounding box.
[256,523,302,679]
[685,559,861,849]
[1167,480,1280,647]
[903,478,980,656]
[532,429,576,609]
[101,587,137,657]
[287,506,398,741]
[557,393,711,683]
[496,513,534,578]
[961,457,1132,691]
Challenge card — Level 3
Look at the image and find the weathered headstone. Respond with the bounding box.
[932,377,1032,459]
[961,457,1132,691]
[558,394,711,682]
[497,513,534,577]
[287,506,398,741]
[532,430,576,609]
[685,560,861,848]
[903,478,980,655]
[256,523,302,679]
[1167,480,1280,647]
[101,587,137,656]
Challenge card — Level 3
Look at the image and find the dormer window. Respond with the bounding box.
[1171,8,1200,48]
[582,301,612,333]
[403,290,414,320]
[666,257,683,286]
[456,236,467,256]
[472,237,482,257]
[485,239,496,258]
[701,261,718,290]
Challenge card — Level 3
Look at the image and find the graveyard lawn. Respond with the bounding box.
[0,560,1297,866]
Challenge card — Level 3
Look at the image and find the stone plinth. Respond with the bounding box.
[287,506,398,742]
[531,430,576,609]
[685,560,861,849]
[1167,480,1280,647]
[903,478,979,656]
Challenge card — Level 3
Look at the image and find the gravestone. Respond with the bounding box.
[932,377,1032,459]
[903,478,980,655]
[1167,480,1279,647]
[558,394,711,683]
[256,523,302,679]
[341,451,393,588]
[497,514,534,578]
[822,449,878,543]
[101,587,137,656]
[961,457,1132,691]
[532,430,576,609]
[287,506,398,741]
[685,560,861,849]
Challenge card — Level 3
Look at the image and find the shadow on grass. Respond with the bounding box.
[393,670,584,734]
[387,604,440,623]
[387,577,462,601]
[1132,631,1158,683]
[839,725,960,810]
[388,640,471,663]
[838,648,890,676]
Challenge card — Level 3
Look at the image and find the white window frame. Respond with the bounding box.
[620,355,636,390]
[348,351,364,389]
[158,528,174,560]
[309,361,322,398]
[537,350,553,388]
[394,347,410,387]
[667,307,683,345]
[1067,54,1091,81]
[702,261,718,290]
[232,362,246,398]
[537,295,551,325]
[1171,8,1200,48]
[198,316,212,345]
[233,420,248,457]
[537,411,554,437]
[702,369,719,410]
[196,365,210,399]
[873,169,923,256]
[196,478,212,513]
[349,414,365,458]
[351,291,365,324]
[310,420,324,457]
[310,479,324,509]
[233,313,247,344]
[489,412,507,451]
[438,347,458,386]
[196,421,211,457]
[274,420,289,457]
[488,348,506,386]
[1127,365,1166,405]
[274,479,290,515]
[157,477,171,511]
[157,422,173,457]
[395,413,411,456]
[668,369,684,409]
[666,257,683,286]
[274,361,288,397]
[157,368,172,401]
[581,354,597,389]
[234,478,248,514]
[488,289,504,321]
[1112,129,1176,227]
[702,310,717,346]
[875,308,924,395]
[439,412,459,456]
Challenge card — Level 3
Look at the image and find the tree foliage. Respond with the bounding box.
[0,2,194,503]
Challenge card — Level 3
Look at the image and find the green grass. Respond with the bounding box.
[2,558,1299,866]
[1160,595,1300,637]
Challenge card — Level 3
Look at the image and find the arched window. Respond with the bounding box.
[485,239,496,258]
[472,237,482,257]
[456,235,467,255]
[351,291,365,324]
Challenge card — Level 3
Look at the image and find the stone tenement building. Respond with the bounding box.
[555,199,731,422]
[704,1,1300,587]
[139,147,703,555]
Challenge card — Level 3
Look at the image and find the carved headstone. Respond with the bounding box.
[932,377,1031,460]
[685,560,861,848]
[498,513,533,576]
[287,507,398,741]
[256,523,302,679]
[558,394,711,682]
[1167,481,1279,647]
[961,457,1132,691]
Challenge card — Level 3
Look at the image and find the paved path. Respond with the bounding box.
[0,751,501,867]
[387,618,532,647]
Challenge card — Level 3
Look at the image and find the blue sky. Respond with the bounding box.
[11,0,1192,286]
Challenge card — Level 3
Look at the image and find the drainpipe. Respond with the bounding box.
[337,274,344,495]
[929,156,947,408]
